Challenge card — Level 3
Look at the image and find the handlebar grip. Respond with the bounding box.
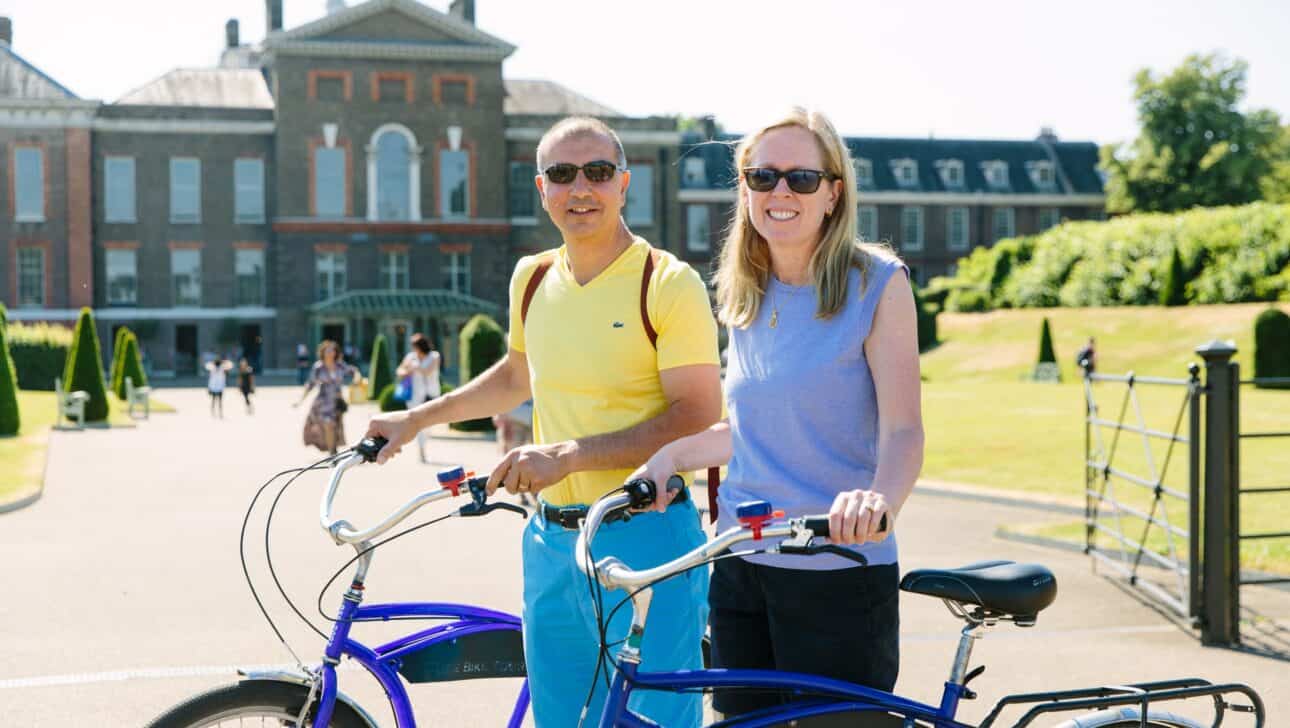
[355,436,389,462]
[803,513,889,537]
[622,474,687,510]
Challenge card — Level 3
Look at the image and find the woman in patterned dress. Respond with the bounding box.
[294,339,358,455]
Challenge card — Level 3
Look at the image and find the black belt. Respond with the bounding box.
[540,487,690,530]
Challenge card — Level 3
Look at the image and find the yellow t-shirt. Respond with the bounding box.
[508,237,720,506]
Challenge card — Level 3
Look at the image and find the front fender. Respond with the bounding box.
[236,669,380,728]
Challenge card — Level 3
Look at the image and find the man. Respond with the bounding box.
[366,117,721,726]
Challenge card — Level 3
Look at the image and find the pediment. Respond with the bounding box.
[273,0,513,54]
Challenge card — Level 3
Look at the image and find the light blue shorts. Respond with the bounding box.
[521,497,708,727]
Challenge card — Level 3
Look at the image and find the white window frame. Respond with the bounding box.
[234,158,266,224]
[853,158,874,188]
[16,247,44,306]
[1038,207,1061,231]
[106,248,138,305]
[316,251,347,301]
[170,157,202,224]
[509,161,537,218]
[105,156,136,223]
[380,249,410,290]
[857,204,878,242]
[367,124,421,222]
[901,206,924,252]
[234,248,266,307]
[947,206,970,251]
[14,147,45,222]
[1027,160,1057,191]
[936,159,965,189]
[891,158,918,189]
[439,148,470,220]
[992,207,1016,241]
[686,205,711,253]
[444,252,470,295]
[682,157,707,187]
[981,160,1009,190]
[625,163,654,225]
[314,146,347,219]
[171,248,203,307]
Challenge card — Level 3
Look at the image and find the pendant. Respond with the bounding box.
[769,309,778,329]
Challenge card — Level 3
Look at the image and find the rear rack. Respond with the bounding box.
[977,678,1265,727]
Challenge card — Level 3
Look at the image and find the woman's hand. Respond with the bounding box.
[625,448,680,513]
[828,489,893,545]
[365,409,422,464]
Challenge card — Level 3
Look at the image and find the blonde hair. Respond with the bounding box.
[535,116,627,170]
[714,107,894,328]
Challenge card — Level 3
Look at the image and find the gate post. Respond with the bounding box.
[1196,340,1240,645]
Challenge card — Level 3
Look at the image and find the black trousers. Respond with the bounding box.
[709,556,900,725]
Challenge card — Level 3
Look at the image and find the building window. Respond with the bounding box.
[901,206,924,252]
[626,163,654,225]
[682,157,707,188]
[106,248,137,305]
[171,248,202,307]
[947,207,970,251]
[1038,207,1061,231]
[444,252,470,294]
[375,130,414,221]
[316,251,347,301]
[373,73,413,103]
[380,249,409,290]
[936,159,965,189]
[434,76,474,106]
[993,207,1016,241]
[14,147,45,222]
[509,161,537,217]
[853,158,874,188]
[16,247,44,306]
[891,159,918,189]
[309,70,352,102]
[314,146,346,218]
[1028,160,1057,190]
[105,156,136,223]
[686,205,710,253]
[235,248,265,306]
[439,149,470,218]
[234,158,265,224]
[170,158,201,224]
[982,160,1009,190]
[857,205,878,242]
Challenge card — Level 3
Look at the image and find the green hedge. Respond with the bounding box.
[1253,307,1290,389]
[0,306,19,435]
[119,332,148,396]
[108,327,128,400]
[452,314,504,432]
[63,308,110,422]
[369,334,393,401]
[377,382,407,412]
[913,287,938,352]
[942,202,1290,311]
[8,321,73,391]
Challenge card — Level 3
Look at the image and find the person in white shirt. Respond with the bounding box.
[205,357,234,419]
[395,333,441,463]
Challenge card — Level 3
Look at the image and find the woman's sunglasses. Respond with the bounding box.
[542,160,621,185]
[742,167,837,194]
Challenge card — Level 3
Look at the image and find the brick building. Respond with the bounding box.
[0,1,1104,379]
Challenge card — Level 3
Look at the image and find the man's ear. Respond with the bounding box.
[535,173,547,212]
[620,168,632,204]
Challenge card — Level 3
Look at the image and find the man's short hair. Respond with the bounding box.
[535,117,627,170]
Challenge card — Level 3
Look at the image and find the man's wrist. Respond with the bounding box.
[556,439,581,472]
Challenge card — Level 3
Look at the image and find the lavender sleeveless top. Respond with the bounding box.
[718,254,907,570]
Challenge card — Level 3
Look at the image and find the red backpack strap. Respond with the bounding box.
[520,258,553,327]
[639,248,661,349]
[706,467,720,523]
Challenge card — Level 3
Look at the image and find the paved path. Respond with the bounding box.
[2,386,1286,726]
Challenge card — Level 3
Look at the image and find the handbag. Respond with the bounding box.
[334,395,349,414]
[393,375,414,402]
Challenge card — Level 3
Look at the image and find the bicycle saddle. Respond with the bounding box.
[899,560,1057,622]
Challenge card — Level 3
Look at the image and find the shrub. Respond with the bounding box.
[63,307,110,422]
[109,326,130,400]
[913,287,938,352]
[368,334,394,401]
[453,314,505,432]
[1253,307,1290,389]
[945,287,992,313]
[377,382,407,412]
[1038,317,1057,364]
[119,332,148,396]
[7,321,72,391]
[0,306,19,436]
[1160,246,1187,306]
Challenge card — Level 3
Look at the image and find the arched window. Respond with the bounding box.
[367,125,421,221]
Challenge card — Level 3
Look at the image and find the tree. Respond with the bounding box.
[63,308,110,422]
[0,306,19,436]
[1101,53,1283,214]
[454,315,505,431]
[368,335,393,401]
[1160,246,1188,306]
[119,332,148,397]
[1037,317,1057,365]
[1253,308,1290,389]
[109,326,130,400]
[1262,125,1290,203]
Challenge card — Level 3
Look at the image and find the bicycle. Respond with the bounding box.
[147,436,531,728]
[575,479,1267,728]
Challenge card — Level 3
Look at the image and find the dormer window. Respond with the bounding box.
[853,158,873,188]
[1027,160,1057,191]
[682,157,707,188]
[890,158,918,189]
[981,160,1009,190]
[935,159,965,189]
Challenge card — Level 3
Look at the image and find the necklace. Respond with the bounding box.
[767,277,804,329]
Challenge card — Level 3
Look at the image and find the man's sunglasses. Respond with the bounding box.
[542,160,622,185]
[742,167,837,194]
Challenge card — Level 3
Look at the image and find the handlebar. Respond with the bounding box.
[319,436,525,545]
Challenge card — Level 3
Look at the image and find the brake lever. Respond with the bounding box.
[777,531,870,566]
[457,477,529,518]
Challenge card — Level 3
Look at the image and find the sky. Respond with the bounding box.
[2,0,1288,145]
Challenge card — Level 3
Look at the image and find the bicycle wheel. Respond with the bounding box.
[1053,706,1203,727]
[145,679,373,728]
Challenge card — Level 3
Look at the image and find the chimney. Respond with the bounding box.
[266,0,283,34]
[1037,126,1059,144]
[225,19,240,48]
[449,0,475,24]
[0,17,12,47]
[327,0,347,13]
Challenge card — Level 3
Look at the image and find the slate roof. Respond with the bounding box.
[115,68,274,109]
[0,44,79,100]
[504,79,620,117]
[680,133,1104,196]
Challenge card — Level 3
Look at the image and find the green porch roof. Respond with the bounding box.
[308,289,502,317]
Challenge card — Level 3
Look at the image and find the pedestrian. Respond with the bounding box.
[394,333,441,464]
[629,107,924,722]
[365,116,721,727]
[294,340,359,456]
[1076,336,1097,375]
[205,356,234,419]
[237,357,256,415]
[295,343,311,385]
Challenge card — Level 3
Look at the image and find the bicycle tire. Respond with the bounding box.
[1052,706,1204,727]
[144,679,373,728]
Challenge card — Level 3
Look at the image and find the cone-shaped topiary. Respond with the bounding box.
[63,307,110,422]
[454,314,505,432]
[368,334,393,400]
[1160,246,1187,306]
[109,326,131,400]
[378,382,407,412]
[0,306,19,436]
[119,332,148,397]
[1253,307,1290,390]
[1037,316,1057,364]
[913,286,938,352]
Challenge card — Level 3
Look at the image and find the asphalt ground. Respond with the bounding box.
[2,386,1286,726]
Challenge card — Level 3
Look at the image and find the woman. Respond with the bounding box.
[237,357,255,415]
[204,357,233,419]
[294,340,359,455]
[630,108,924,719]
[394,333,441,464]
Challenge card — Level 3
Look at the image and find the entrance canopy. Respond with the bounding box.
[307,289,502,318]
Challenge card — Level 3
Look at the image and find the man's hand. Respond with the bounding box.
[625,449,680,513]
[827,489,894,546]
[486,442,574,496]
[364,410,422,464]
